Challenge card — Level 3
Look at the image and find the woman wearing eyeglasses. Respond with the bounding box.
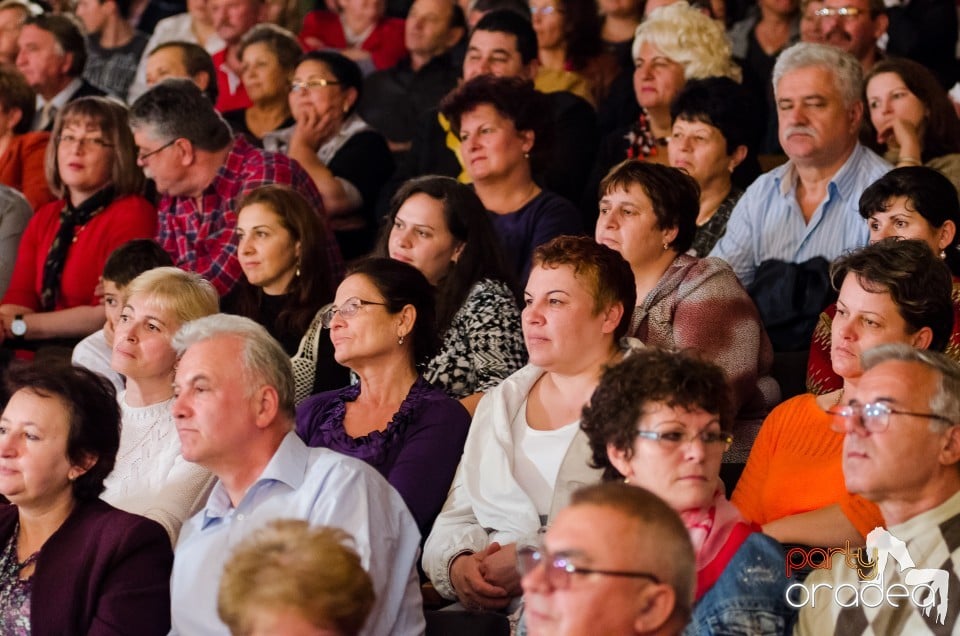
[579,348,795,634]
[732,239,954,548]
[0,97,156,353]
[264,50,394,260]
[295,258,471,539]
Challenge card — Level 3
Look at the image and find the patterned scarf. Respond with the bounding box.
[624,107,662,161]
[40,186,114,311]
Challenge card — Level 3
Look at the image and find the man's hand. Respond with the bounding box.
[450,546,512,610]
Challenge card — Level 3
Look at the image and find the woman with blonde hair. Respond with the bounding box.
[104,266,219,543]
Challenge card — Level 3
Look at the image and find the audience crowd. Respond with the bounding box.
[3,0,960,633]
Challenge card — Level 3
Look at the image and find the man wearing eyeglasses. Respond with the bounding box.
[521,482,695,636]
[812,0,887,72]
[796,343,960,635]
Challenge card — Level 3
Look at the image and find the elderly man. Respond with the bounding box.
[16,14,105,131]
[521,482,695,636]
[795,344,960,634]
[129,79,342,296]
[169,314,425,635]
[814,0,887,71]
[208,0,264,111]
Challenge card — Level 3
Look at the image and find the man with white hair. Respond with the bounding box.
[168,314,425,635]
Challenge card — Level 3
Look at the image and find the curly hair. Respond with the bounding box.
[633,1,740,82]
[580,348,733,481]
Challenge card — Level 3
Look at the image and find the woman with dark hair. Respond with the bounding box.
[265,51,393,260]
[0,97,156,348]
[0,361,172,634]
[225,184,349,402]
[864,57,960,188]
[440,75,583,285]
[734,239,953,547]
[581,348,794,633]
[296,258,471,538]
[595,159,775,417]
[0,66,53,210]
[668,77,758,256]
[807,166,960,393]
[222,24,300,146]
[377,176,526,413]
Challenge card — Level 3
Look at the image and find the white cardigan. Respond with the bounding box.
[422,363,603,599]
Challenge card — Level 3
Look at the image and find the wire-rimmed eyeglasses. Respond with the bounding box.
[320,297,387,329]
[517,545,661,590]
[828,401,955,434]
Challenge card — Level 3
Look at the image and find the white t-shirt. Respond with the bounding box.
[511,399,580,520]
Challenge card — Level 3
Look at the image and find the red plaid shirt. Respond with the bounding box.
[156,135,343,295]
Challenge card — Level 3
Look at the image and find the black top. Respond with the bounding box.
[222,110,296,148]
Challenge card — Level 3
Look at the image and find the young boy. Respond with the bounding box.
[72,239,173,391]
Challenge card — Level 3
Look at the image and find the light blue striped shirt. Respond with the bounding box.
[710,143,892,287]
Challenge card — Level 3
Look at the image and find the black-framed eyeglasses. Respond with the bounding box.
[829,401,955,434]
[56,134,114,149]
[290,79,341,93]
[635,428,733,451]
[517,545,661,590]
[137,138,178,162]
[320,297,387,329]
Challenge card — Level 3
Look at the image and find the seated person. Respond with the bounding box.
[595,160,776,418]
[0,97,156,351]
[218,519,375,636]
[0,186,31,300]
[297,258,471,538]
[72,239,174,393]
[422,236,635,611]
[580,348,796,633]
[732,238,954,547]
[74,0,150,98]
[0,362,173,634]
[520,483,696,636]
[143,41,220,103]
[0,66,53,210]
[103,267,219,543]
[299,0,406,74]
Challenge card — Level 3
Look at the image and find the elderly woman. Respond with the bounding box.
[0,362,172,633]
[0,67,53,210]
[265,51,393,260]
[668,77,757,256]
[423,235,636,611]
[0,97,156,348]
[223,25,300,146]
[733,239,954,547]
[218,520,374,636]
[596,160,775,417]
[103,267,219,543]
[439,75,583,285]
[808,166,960,393]
[580,349,794,633]
[225,185,348,402]
[296,258,471,537]
[377,176,525,413]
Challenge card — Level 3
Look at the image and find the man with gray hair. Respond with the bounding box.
[168,314,425,635]
[129,79,342,296]
[796,343,960,634]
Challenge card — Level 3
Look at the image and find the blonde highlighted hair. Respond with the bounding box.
[122,267,219,325]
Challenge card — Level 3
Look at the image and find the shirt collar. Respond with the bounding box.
[36,77,84,110]
[775,143,865,198]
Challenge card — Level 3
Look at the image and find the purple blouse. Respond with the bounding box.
[295,377,471,537]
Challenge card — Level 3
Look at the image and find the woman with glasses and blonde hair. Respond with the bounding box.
[580,348,795,634]
[296,258,471,538]
[0,97,156,351]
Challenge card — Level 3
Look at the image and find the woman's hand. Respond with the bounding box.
[477,541,522,597]
[877,117,922,162]
[449,547,512,610]
[289,106,340,156]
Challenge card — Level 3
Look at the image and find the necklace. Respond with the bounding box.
[833,388,845,407]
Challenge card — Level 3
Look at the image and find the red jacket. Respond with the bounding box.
[0,132,54,210]
[299,11,406,70]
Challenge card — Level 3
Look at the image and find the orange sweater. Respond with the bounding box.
[730,393,884,538]
[0,132,54,210]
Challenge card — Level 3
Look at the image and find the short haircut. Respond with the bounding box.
[449,2,467,30]
[46,96,144,198]
[129,78,233,152]
[773,42,863,109]
[581,349,733,481]
[122,267,219,326]
[858,166,960,276]
[297,51,363,116]
[149,41,219,104]
[346,258,440,368]
[218,520,375,636]
[472,9,538,64]
[239,23,303,75]
[24,13,86,77]
[532,235,636,340]
[861,343,960,429]
[0,65,35,134]
[633,1,740,82]
[670,76,751,156]
[102,239,174,287]
[470,0,529,20]
[172,314,297,420]
[569,483,696,623]
[4,361,120,501]
[599,160,700,255]
[831,238,955,352]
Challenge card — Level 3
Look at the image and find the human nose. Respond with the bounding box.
[520,554,551,594]
[171,390,191,420]
[522,301,545,325]
[238,233,253,254]
[682,434,708,460]
[0,430,17,456]
[872,222,897,240]
[836,315,857,341]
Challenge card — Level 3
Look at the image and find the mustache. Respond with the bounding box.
[784,125,818,137]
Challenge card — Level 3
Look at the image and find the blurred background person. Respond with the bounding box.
[0,187,31,301]
[74,0,150,98]
[208,0,266,112]
[0,66,54,210]
[299,0,406,74]
[143,41,219,103]
[0,0,36,66]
